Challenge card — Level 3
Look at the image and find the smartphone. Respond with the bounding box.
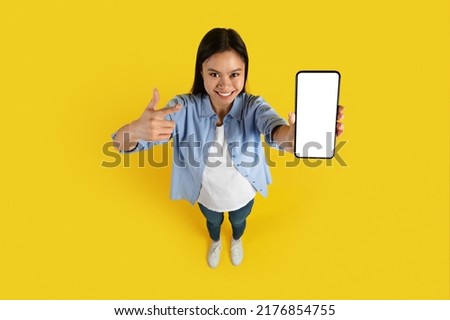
[294,71,341,159]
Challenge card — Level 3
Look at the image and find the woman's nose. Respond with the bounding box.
[218,76,230,87]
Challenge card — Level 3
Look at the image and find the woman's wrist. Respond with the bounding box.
[115,123,139,151]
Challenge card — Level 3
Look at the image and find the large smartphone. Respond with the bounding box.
[294,71,341,159]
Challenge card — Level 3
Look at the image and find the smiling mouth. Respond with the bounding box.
[216,91,233,97]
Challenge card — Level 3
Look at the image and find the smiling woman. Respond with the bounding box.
[201,50,246,123]
[191,28,249,96]
[111,27,345,269]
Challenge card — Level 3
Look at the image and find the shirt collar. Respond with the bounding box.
[199,93,244,121]
[199,94,216,118]
[227,94,243,121]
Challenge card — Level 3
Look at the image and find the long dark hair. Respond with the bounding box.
[191,28,249,95]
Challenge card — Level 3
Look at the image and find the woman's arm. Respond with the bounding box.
[271,112,296,153]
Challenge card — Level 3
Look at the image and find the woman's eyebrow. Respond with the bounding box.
[207,68,242,74]
[207,68,221,73]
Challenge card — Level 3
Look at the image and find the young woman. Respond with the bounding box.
[113,28,344,268]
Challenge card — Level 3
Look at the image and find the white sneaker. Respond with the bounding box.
[207,240,222,268]
[231,238,243,266]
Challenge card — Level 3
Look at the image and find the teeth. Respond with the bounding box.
[217,91,232,97]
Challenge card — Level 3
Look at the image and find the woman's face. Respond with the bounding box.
[201,50,245,110]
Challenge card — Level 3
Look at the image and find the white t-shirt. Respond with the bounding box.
[197,125,256,212]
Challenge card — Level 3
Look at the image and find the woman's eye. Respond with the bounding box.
[231,73,240,78]
[209,73,219,78]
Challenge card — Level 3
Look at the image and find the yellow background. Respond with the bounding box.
[1,0,449,299]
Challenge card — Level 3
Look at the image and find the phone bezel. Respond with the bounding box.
[294,70,341,159]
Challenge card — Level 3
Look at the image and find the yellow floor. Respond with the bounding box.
[0,0,449,299]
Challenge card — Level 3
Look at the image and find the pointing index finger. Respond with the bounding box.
[157,103,182,117]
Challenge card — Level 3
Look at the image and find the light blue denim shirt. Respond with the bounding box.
[117,93,286,204]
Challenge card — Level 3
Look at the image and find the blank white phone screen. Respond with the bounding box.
[294,71,340,158]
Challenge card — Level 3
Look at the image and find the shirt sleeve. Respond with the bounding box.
[252,96,287,149]
[110,132,168,154]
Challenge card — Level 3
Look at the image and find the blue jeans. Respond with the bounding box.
[198,199,255,241]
